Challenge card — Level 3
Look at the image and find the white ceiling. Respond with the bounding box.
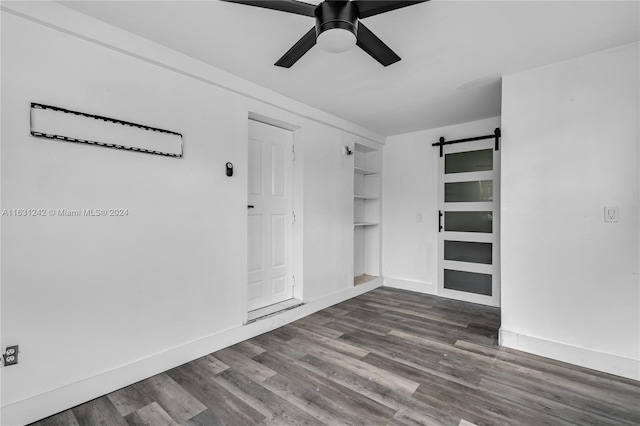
[58,0,639,136]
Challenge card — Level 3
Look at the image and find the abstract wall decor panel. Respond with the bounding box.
[30,103,183,158]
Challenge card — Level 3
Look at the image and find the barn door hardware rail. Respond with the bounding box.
[432,128,501,157]
[30,102,184,158]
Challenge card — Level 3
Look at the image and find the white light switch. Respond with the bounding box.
[604,206,619,223]
[417,213,423,222]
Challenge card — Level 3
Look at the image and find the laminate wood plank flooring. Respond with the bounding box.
[354,274,378,286]
[31,288,640,426]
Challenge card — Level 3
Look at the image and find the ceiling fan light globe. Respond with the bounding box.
[317,28,357,53]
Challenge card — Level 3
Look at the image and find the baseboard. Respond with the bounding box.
[383,277,436,295]
[499,328,640,381]
[1,279,382,426]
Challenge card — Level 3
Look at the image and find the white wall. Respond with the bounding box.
[382,117,501,294]
[302,122,356,302]
[0,3,382,424]
[500,43,639,380]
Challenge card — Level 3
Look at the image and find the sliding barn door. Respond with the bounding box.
[438,139,500,307]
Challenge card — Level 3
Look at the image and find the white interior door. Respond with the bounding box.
[247,120,294,311]
[438,139,500,307]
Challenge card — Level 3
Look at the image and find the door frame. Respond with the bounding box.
[437,138,501,307]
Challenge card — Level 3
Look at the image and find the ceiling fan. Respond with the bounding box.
[221,0,429,67]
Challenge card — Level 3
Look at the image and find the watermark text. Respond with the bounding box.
[2,208,129,217]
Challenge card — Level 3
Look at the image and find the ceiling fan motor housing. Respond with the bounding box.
[315,1,359,40]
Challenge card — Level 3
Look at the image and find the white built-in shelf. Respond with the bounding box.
[354,274,378,286]
[354,166,380,176]
[353,140,381,285]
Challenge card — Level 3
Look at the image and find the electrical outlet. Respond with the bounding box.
[604,206,619,223]
[3,345,19,366]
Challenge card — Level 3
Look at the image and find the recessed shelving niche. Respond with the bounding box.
[353,142,381,285]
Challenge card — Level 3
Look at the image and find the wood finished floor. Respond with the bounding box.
[32,288,640,426]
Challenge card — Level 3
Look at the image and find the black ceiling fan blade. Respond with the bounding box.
[353,1,428,19]
[221,0,316,17]
[275,27,317,68]
[356,22,400,66]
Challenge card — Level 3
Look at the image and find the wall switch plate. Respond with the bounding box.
[604,206,619,223]
[3,345,19,366]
